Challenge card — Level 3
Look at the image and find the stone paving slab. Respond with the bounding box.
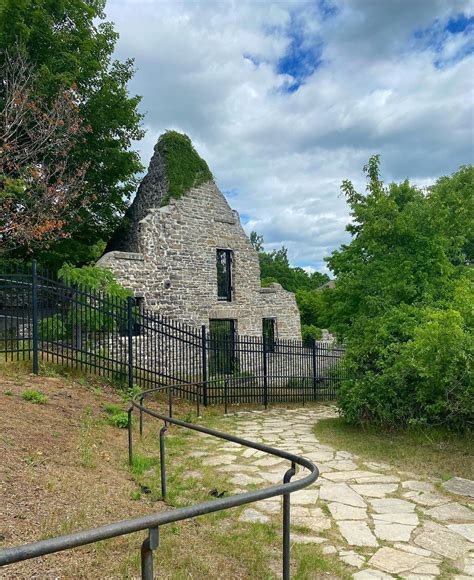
[448,523,474,542]
[425,502,474,522]
[351,483,399,498]
[337,520,378,547]
[443,477,474,498]
[368,547,440,575]
[414,521,473,559]
[195,406,474,577]
[319,483,367,507]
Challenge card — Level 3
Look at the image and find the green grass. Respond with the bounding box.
[103,403,129,428]
[22,389,48,404]
[294,544,352,579]
[129,453,160,477]
[315,417,474,480]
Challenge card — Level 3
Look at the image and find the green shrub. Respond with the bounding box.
[22,390,48,404]
[338,305,473,431]
[38,314,70,340]
[108,412,129,429]
[103,403,129,429]
[301,324,322,346]
[286,377,311,390]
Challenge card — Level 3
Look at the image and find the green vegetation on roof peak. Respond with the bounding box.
[158,131,213,206]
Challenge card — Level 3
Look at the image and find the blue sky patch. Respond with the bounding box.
[446,14,474,34]
[413,12,474,68]
[277,27,323,92]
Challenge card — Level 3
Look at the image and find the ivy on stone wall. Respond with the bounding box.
[159,131,213,206]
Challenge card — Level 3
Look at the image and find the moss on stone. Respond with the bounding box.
[159,131,213,206]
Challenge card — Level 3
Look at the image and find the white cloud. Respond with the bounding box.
[105,0,474,271]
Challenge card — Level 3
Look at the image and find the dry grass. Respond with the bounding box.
[314,418,474,481]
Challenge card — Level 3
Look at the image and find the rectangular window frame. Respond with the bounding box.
[216,249,233,302]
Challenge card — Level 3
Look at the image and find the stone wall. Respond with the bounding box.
[99,180,301,338]
[98,134,301,340]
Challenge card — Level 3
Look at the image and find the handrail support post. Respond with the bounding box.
[128,407,133,466]
[139,396,144,436]
[283,463,296,580]
[141,526,159,580]
[160,426,168,499]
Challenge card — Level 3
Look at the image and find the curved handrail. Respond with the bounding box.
[0,380,319,579]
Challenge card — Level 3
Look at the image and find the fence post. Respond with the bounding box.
[127,297,134,392]
[31,260,39,374]
[201,324,208,406]
[262,335,268,410]
[312,338,318,401]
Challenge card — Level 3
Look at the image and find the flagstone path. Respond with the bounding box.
[197,406,474,579]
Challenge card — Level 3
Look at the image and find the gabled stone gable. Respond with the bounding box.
[98,137,301,339]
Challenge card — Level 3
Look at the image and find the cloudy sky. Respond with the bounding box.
[105,0,474,273]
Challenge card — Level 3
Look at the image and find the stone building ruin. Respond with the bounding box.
[98,132,301,340]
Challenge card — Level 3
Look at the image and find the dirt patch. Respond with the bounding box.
[0,372,287,579]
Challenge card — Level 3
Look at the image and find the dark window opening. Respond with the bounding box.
[209,319,237,375]
[263,318,276,353]
[216,249,233,301]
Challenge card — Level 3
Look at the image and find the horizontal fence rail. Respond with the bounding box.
[0,262,346,405]
[0,382,319,579]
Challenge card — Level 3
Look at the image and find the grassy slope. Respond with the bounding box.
[314,418,474,481]
[1,364,348,579]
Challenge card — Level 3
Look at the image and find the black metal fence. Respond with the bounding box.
[0,262,345,404]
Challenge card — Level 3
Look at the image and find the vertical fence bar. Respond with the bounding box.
[312,338,317,401]
[224,378,228,415]
[201,324,208,406]
[31,260,39,374]
[262,334,268,409]
[127,297,134,392]
[168,386,173,418]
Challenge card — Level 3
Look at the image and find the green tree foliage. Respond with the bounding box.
[250,231,331,341]
[250,233,329,293]
[0,0,144,267]
[38,265,133,340]
[329,158,474,430]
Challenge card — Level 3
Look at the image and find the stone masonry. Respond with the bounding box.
[98,135,301,339]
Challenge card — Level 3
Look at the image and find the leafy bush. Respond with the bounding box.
[301,324,322,346]
[38,314,70,340]
[108,412,129,429]
[104,403,129,429]
[338,305,473,431]
[286,377,311,390]
[22,390,48,404]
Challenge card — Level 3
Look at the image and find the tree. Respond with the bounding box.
[325,156,469,336]
[0,0,144,266]
[0,50,89,253]
[251,231,329,292]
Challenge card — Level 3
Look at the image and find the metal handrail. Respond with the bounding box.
[0,380,319,579]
